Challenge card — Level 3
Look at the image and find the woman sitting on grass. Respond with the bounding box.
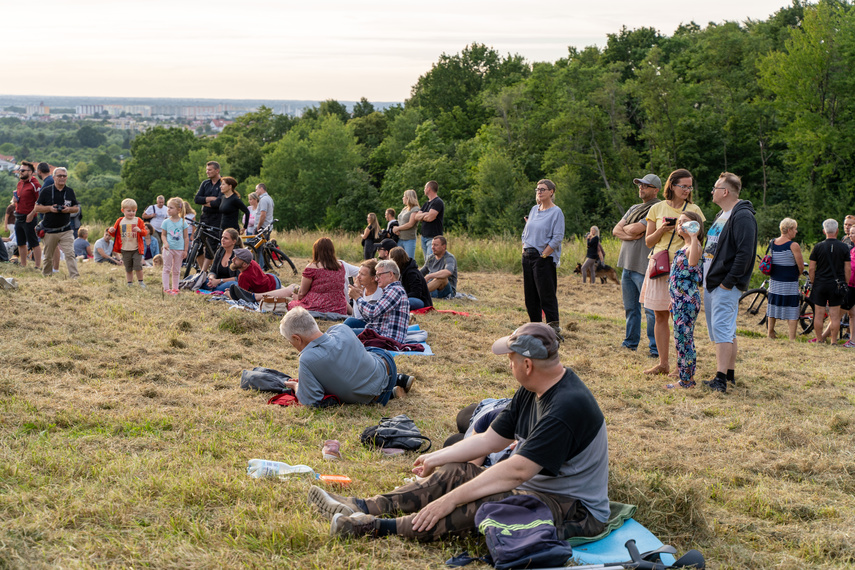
[206,228,242,292]
[342,259,383,328]
[255,237,348,315]
[389,246,432,310]
[666,211,704,389]
[73,227,93,260]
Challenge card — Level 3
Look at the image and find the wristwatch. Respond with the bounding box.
[541,253,549,259]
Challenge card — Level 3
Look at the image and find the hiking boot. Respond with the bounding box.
[547,321,565,343]
[322,439,342,461]
[396,374,414,393]
[330,512,378,539]
[702,377,727,393]
[392,386,406,400]
[308,485,363,520]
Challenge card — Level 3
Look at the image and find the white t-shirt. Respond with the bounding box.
[257,193,274,230]
[353,287,385,321]
[144,204,168,232]
[703,209,732,289]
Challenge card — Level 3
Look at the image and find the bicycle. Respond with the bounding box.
[736,259,815,335]
[244,220,297,275]
[183,219,223,278]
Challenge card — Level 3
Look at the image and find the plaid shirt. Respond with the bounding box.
[357,280,410,343]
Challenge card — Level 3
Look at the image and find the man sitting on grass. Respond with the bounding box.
[308,322,610,542]
[420,235,458,298]
[279,307,413,406]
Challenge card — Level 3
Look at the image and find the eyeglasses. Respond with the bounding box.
[376,271,391,276]
[20,169,32,173]
[638,184,656,190]
[55,174,68,178]
[535,188,551,193]
[673,184,693,191]
[711,186,727,193]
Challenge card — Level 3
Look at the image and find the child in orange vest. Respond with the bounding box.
[108,198,148,287]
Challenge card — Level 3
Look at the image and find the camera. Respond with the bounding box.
[55,204,65,212]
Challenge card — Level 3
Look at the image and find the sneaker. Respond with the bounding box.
[396,374,414,393]
[330,512,378,539]
[322,439,342,461]
[702,377,727,393]
[621,344,637,352]
[392,386,406,400]
[127,282,133,287]
[844,340,855,348]
[139,282,147,288]
[648,351,659,359]
[308,485,362,520]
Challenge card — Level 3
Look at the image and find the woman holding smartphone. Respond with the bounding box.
[641,169,706,376]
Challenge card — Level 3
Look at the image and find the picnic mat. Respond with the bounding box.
[569,518,675,566]
[388,325,433,356]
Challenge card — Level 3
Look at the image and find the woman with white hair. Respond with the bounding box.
[765,218,804,340]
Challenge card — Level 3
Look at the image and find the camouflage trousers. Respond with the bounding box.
[362,462,605,542]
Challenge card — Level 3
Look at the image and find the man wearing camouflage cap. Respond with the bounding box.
[307,323,610,542]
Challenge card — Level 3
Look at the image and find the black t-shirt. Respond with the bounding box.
[400,258,433,308]
[810,238,849,283]
[212,193,250,231]
[36,185,78,229]
[194,178,222,225]
[586,236,600,259]
[211,247,238,279]
[420,197,444,238]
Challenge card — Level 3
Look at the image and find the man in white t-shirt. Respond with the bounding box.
[142,195,168,247]
[255,184,274,231]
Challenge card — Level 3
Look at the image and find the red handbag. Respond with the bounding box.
[649,203,687,279]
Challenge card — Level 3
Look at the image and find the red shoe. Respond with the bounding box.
[322,439,342,461]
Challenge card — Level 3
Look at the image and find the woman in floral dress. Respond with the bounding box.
[667,211,705,389]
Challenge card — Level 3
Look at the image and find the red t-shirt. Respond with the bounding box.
[15,179,41,215]
[237,260,277,293]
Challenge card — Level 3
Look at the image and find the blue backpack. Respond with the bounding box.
[475,495,574,569]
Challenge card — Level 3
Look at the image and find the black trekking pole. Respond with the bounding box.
[533,539,705,570]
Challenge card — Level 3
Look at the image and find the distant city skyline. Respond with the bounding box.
[8,0,794,102]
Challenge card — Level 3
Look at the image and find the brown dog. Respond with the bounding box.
[574,262,620,285]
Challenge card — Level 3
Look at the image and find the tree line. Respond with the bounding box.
[3,1,853,242]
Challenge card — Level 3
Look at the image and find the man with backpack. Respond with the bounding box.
[308,322,610,542]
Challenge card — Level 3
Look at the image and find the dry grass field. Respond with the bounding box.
[0,241,852,569]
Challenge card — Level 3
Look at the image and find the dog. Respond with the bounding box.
[574,262,620,285]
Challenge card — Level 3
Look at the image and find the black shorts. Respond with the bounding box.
[841,285,855,311]
[811,281,844,308]
[14,215,39,249]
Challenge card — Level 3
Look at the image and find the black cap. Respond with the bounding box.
[378,238,397,252]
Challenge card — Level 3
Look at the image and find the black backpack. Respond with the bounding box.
[360,414,432,453]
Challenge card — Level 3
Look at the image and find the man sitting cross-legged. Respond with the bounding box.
[280,307,413,406]
[308,322,610,542]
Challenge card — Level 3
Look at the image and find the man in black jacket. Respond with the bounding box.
[702,172,758,393]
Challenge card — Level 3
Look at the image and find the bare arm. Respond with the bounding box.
[791,242,804,272]
[808,260,816,284]
[421,208,439,223]
[644,220,668,249]
[397,211,419,231]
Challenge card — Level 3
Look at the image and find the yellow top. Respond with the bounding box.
[646,201,706,257]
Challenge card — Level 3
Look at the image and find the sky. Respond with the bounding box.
[6,0,794,102]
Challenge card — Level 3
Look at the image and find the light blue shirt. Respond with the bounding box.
[297,325,387,406]
[522,205,565,266]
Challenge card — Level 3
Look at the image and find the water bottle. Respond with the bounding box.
[681,221,700,235]
[247,459,316,479]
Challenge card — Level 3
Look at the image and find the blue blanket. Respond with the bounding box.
[570,519,675,566]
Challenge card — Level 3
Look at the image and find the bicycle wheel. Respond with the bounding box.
[184,240,201,278]
[798,296,815,335]
[736,288,768,331]
[266,244,297,274]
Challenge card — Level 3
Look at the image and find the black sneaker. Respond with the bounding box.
[702,377,727,393]
[330,512,378,538]
[396,374,414,393]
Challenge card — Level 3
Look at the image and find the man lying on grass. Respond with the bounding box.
[280,307,414,406]
[308,323,610,541]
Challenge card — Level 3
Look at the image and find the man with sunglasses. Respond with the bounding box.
[13,161,42,269]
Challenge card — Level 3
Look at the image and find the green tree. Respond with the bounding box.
[121,127,200,209]
[77,125,107,148]
[351,97,375,119]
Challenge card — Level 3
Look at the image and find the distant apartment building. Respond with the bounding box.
[76,105,104,116]
[26,104,50,116]
[0,154,16,172]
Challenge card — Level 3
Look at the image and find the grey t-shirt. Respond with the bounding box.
[522,205,565,266]
[93,237,115,262]
[297,325,387,406]
[616,203,653,275]
[397,208,417,241]
[420,251,458,294]
[257,193,274,230]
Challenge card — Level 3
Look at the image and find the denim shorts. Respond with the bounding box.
[705,285,741,344]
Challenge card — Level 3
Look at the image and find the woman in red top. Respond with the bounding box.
[257,237,348,314]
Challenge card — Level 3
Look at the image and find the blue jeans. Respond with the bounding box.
[430,282,453,298]
[408,297,425,310]
[399,239,416,260]
[421,236,434,263]
[344,317,366,329]
[366,347,398,406]
[211,280,233,293]
[621,268,657,354]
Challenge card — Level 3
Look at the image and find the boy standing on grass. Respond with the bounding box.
[108,199,148,287]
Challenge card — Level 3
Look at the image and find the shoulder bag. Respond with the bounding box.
[649,202,687,279]
[759,240,774,276]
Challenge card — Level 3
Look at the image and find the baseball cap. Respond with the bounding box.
[233,248,253,263]
[378,238,397,252]
[632,174,661,190]
[491,323,559,360]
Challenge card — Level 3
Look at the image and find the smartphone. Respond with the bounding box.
[663,217,677,226]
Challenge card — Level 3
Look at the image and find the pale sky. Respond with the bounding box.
[6,0,793,102]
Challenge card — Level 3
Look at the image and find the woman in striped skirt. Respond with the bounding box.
[766,217,804,340]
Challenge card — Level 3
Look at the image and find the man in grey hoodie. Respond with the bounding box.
[702,172,758,393]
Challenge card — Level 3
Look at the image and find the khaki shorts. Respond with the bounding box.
[122,250,142,272]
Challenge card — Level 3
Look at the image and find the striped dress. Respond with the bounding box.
[766,240,800,320]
